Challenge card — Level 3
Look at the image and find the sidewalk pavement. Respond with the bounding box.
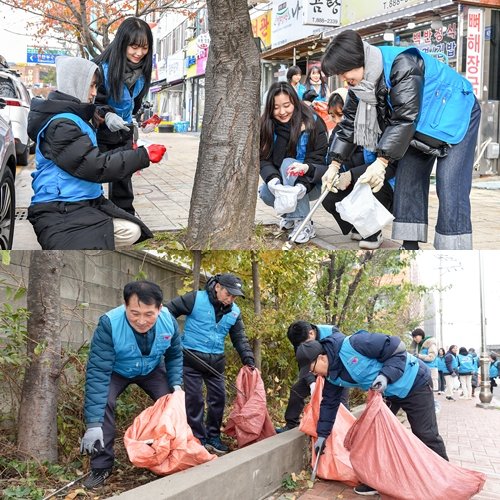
[12,131,500,250]
[296,387,500,500]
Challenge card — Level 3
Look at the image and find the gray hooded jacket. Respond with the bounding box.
[55,56,97,103]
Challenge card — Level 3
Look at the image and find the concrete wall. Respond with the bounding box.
[0,250,200,347]
[111,430,308,500]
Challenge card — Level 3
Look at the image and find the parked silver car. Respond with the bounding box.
[0,68,33,166]
[0,99,16,248]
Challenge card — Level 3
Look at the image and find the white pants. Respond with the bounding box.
[113,218,141,248]
[460,374,473,399]
[444,374,455,398]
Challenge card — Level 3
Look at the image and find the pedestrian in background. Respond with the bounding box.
[410,328,438,392]
[287,65,306,100]
[321,29,480,250]
[468,347,479,397]
[81,281,182,489]
[457,346,475,399]
[166,274,255,456]
[304,65,329,103]
[443,345,459,401]
[27,56,158,249]
[437,347,447,395]
[259,82,328,244]
[490,353,499,393]
[93,17,153,215]
[275,321,349,432]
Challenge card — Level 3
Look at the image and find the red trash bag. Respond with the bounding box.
[124,390,215,475]
[224,366,276,447]
[299,377,359,486]
[344,391,486,500]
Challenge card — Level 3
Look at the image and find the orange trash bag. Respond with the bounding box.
[224,366,276,447]
[124,390,215,475]
[312,101,336,131]
[344,391,486,500]
[299,377,359,486]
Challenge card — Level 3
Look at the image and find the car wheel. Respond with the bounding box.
[0,167,15,249]
[17,144,29,166]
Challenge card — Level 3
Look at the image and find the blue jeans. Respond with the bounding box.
[392,98,481,249]
[259,158,321,220]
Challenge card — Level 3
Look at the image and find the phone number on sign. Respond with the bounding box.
[311,18,338,25]
[383,0,411,9]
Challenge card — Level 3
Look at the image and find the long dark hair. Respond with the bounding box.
[94,17,153,102]
[260,81,316,160]
[305,65,328,98]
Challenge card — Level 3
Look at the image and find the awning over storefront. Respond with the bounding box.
[261,34,328,61]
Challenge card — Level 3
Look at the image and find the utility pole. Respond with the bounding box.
[477,251,493,408]
[437,254,444,349]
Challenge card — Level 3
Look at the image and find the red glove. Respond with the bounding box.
[142,114,162,128]
[147,144,166,163]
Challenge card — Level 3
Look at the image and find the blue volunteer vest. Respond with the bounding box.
[317,325,333,340]
[458,353,475,373]
[31,113,103,204]
[101,62,145,123]
[442,353,459,374]
[182,291,240,354]
[379,46,475,145]
[437,356,446,372]
[490,361,499,378]
[420,344,438,368]
[327,337,419,398]
[107,305,175,378]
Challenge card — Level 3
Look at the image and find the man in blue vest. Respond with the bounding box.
[410,328,438,392]
[296,329,448,496]
[276,321,349,432]
[166,273,255,456]
[80,281,183,489]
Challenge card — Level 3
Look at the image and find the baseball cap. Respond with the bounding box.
[216,273,245,297]
[296,340,324,379]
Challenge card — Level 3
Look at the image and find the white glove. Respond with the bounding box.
[309,382,316,395]
[321,161,341,193]
[142,123,156,134]
[337,171,352,191]
[358,158,388,193]
[173,385,182,391]
[267,178,281,196]
[80,426,104,455]
[105,112,130,132]
[286,162,309,177]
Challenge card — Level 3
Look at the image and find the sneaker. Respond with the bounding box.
[275,425,295,433]
[279,218,295,231]
[446,396,456,401]
[205,436,229,456]
[350,229,362,241]
[83,468,112,489]
[354,484,379,496]
[358,231,383,250]
[289,220,316,244]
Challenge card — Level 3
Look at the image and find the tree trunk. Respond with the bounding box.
[192,250,202,291]
[17,251,63,462]
[185,0,261,249]
[251,252,262,369]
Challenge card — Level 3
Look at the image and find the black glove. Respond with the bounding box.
[314,436,326,456]
[371,374,388,393]
[244,357,256,371]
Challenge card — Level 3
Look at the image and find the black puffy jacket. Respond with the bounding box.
[330,50,445,162]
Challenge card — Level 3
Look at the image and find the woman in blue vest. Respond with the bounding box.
[304,65,329,103]
[436,347,447,395]
[321,30,480,250]
[275,321,349,432]
[410,328,438,392]
[287,65,306,100]
[81,281,183,489]
[259,82,328,244]
[490,353,499,393]
[443,344,459,401]
[27,56,161,249]
[296,330,448,496]
[166,274,255,456]
[457,346,475,399]
[93,17,153,215]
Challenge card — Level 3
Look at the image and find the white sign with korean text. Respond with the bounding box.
[303,0,342,27]
[465,8,484,98]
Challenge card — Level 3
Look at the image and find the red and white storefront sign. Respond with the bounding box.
[465,8,484,98]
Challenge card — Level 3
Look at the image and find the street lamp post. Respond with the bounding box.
[477,251,493,408]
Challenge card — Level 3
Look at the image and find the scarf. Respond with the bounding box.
[123,60,144,90]
[272,120,292,166]
[350,42,383,151]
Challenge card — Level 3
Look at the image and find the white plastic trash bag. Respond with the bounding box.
[335,182,394,238]
[273,184,299,215]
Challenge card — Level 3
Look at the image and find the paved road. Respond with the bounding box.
[12,131,500,250]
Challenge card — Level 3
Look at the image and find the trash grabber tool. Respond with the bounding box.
[282,186,332,250]
[310,448,322,482]
[182,348,246,397]
[41,471,91,500]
